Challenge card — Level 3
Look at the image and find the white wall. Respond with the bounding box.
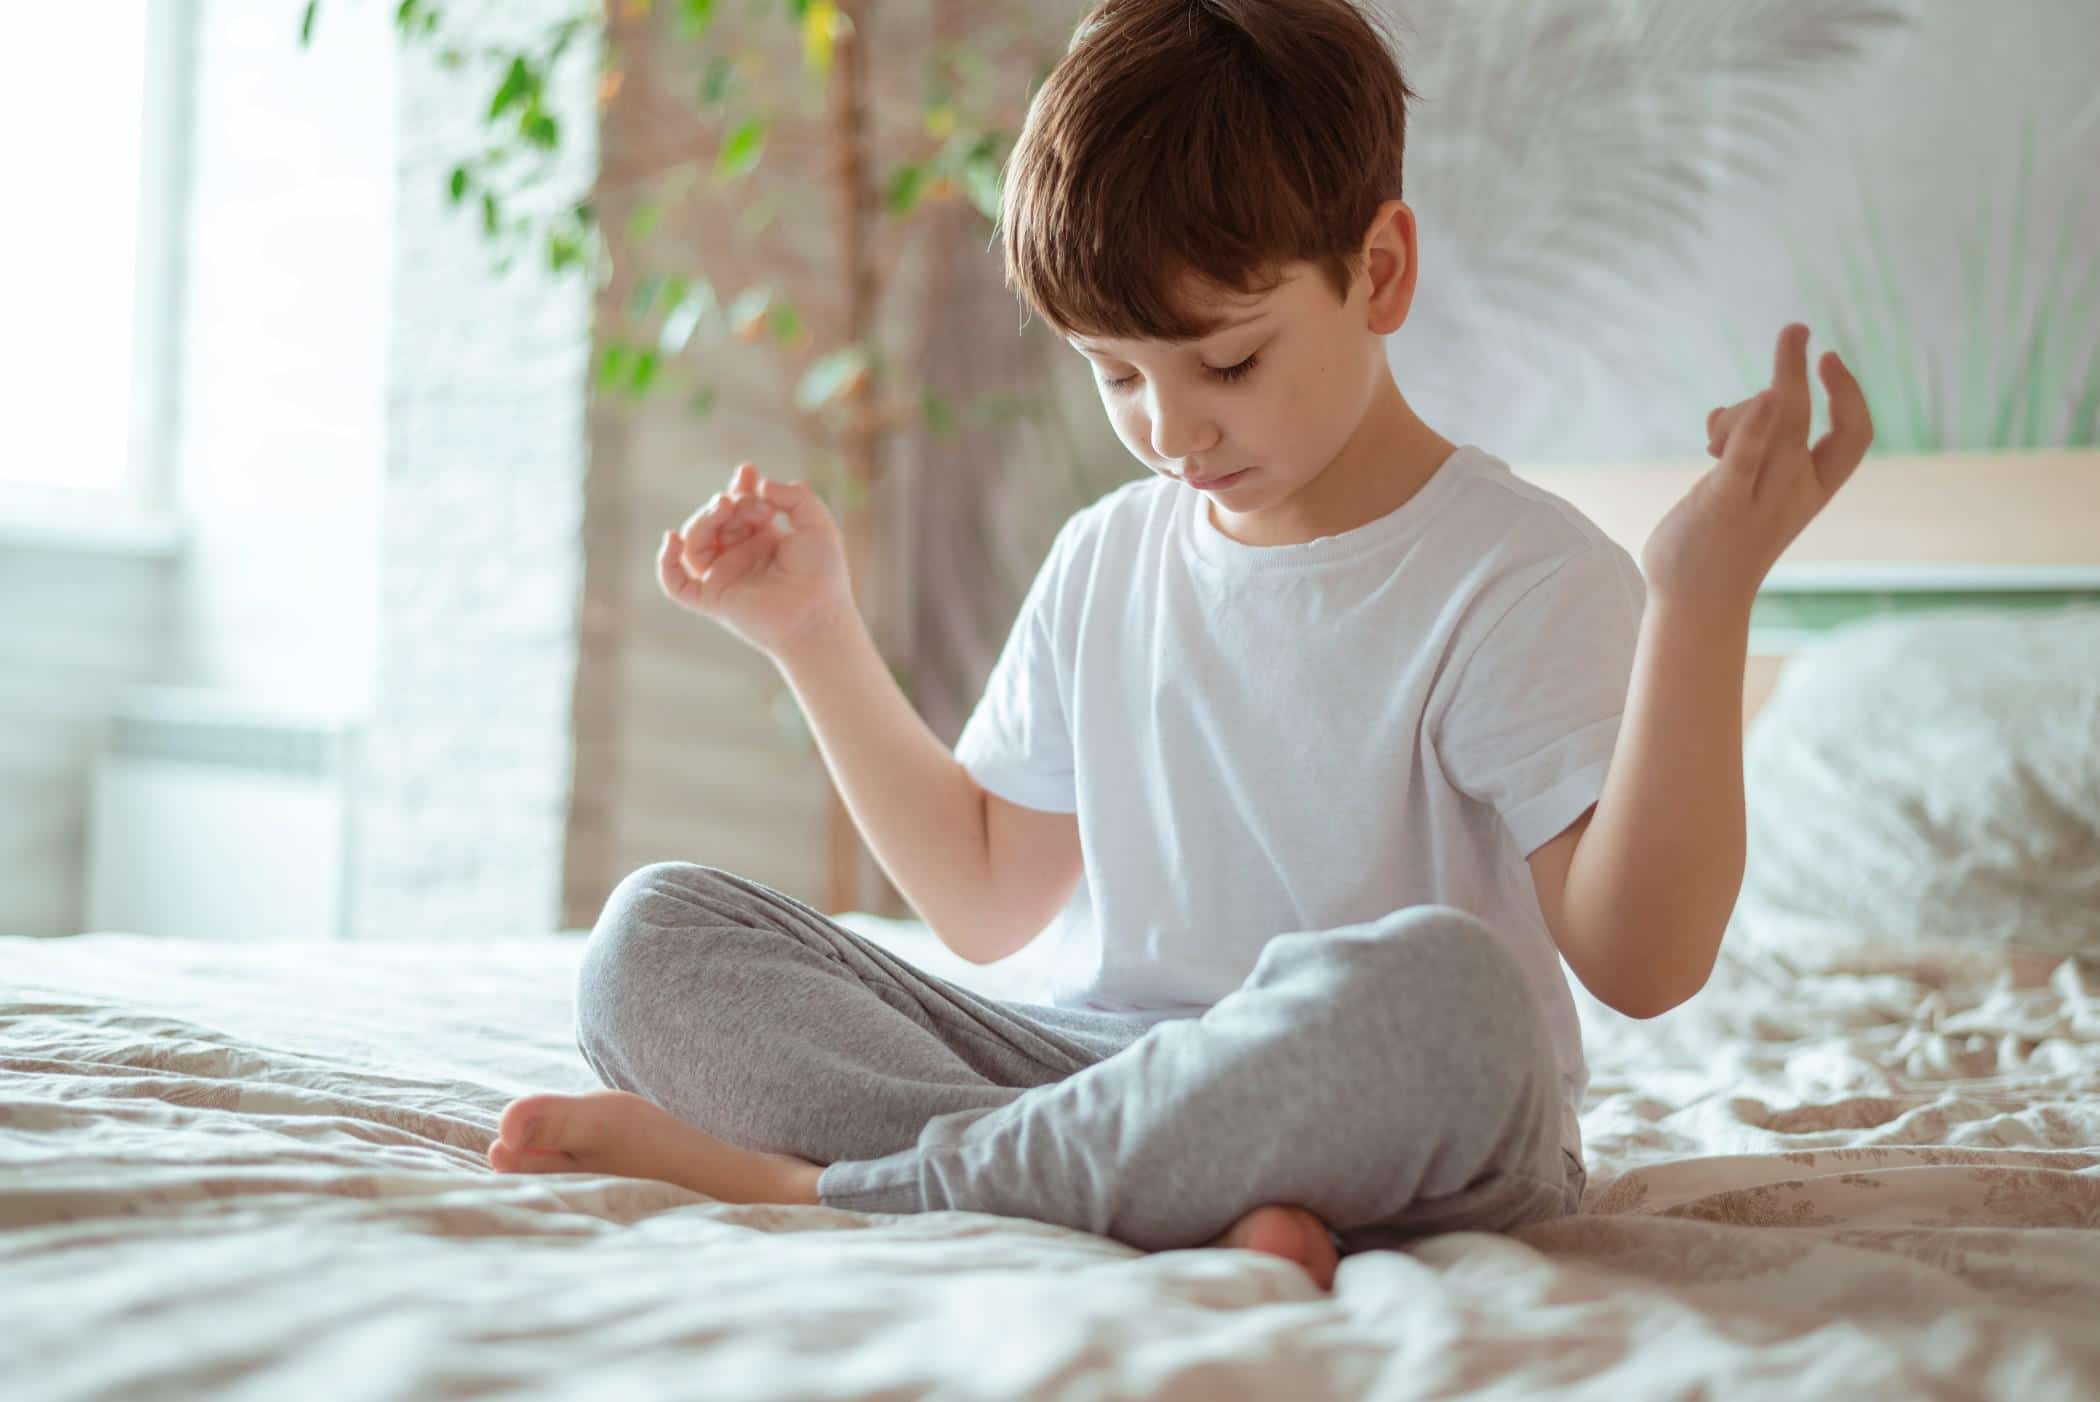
[351,1,596,941]
[0,544,176,938]
[0,0,593,941]
[1388,0,2100,461]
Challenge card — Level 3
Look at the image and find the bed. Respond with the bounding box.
[6,452,2099,1399]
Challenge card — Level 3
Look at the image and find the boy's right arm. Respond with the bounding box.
[771,608,1082,963]
[662,460,1079,962]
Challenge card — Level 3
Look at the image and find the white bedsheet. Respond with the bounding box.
[3,918,2098,1399]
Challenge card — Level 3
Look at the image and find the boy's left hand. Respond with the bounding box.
[1641,322,1875,610]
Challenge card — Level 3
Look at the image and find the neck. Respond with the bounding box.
[1209,372,1456,548]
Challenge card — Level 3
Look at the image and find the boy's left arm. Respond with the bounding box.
[1528,323,1875,1019]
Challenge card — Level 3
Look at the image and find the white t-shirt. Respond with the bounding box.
[953,444,1647,1160]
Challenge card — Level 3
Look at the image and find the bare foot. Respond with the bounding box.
[1204,1203,1341,1291]
[487,1089,823,1205]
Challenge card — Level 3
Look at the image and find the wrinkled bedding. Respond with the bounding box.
[3,917,2098,1400]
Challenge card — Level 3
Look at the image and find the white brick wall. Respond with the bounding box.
[353,3,599,941]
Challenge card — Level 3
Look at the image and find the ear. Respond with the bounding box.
[1361,199,1418,335]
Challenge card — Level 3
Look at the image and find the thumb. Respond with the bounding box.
[757,477,829,530]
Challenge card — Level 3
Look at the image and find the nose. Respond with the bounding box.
[1144,383,1217,464]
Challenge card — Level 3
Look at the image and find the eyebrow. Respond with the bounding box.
[1070,310,1267,353]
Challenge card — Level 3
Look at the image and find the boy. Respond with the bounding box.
[487,0,1872,1292]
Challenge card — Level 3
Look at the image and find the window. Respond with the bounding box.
[0,1,188,521]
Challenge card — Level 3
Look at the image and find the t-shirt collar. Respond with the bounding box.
[1182,444,1475,575]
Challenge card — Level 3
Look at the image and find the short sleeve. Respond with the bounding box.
[1432,544,1646,855]
[952,519,1080,814]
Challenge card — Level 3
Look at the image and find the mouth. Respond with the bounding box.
[1182,468,1252,490]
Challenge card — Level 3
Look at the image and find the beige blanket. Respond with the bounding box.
[3,921,2097,1399]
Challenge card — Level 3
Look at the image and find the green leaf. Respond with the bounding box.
[490,57,533,121]
[659,281,718,354]
[839,470,870,514]
[394,1,420,34]
[595,343,663,398]
[697,56,737,107]
[795,346,871,411]
[882,163,924,217]
[548,229,586,272]
[768,303,800,344]
[480,191,500,236]
[715,118,766,181]
[959,154,1002,222]
[626,350,661,395]
[654,273,691,316]
[921,388,956,435]
[447,165,469,203]
[628,274,665,322]
[299,1,319,46]
[522,106,560,150]
[677,0,717,39]
[688,386,719,418]
[626,199,663,244]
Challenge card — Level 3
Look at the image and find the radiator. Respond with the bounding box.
[84,687,363,941]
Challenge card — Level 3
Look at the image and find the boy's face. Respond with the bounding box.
[1065,256,1387,515]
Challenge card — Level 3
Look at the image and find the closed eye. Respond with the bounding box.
[1102,352,1261,394]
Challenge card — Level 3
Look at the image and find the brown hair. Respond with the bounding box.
[997,0,1418,343]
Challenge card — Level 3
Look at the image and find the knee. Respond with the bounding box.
[1379,905,1540,1016]
[1333,905,1550,1097]
[574,861,738,1045]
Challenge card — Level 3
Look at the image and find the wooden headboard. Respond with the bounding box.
[1511,451,2100,728]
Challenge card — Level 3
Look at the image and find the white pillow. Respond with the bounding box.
[1731,605,2100,965]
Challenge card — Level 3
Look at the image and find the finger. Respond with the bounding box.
[680,509,737,575]
[716,501,758,541]
[658,531,703,606]
[683,493,762,555]
[728,461,760,498]
[698,523,773,593]
[747,495,788,535]
[683,532,726,580]
[1770,322,1812,439]
[1810,351,1873,493]
[755,476,825,530]
[1707,396,1762,456]
[680,492,730,540]
[1718,390,1775,493]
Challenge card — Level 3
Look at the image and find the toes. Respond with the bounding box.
[1197,1204,1338,1288]
[487,1134,581,1174]
[498,1093,568,1150]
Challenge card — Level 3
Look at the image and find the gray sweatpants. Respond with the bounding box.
[573,862,1586,1256]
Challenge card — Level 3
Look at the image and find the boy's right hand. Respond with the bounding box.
[659,461,855,659]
